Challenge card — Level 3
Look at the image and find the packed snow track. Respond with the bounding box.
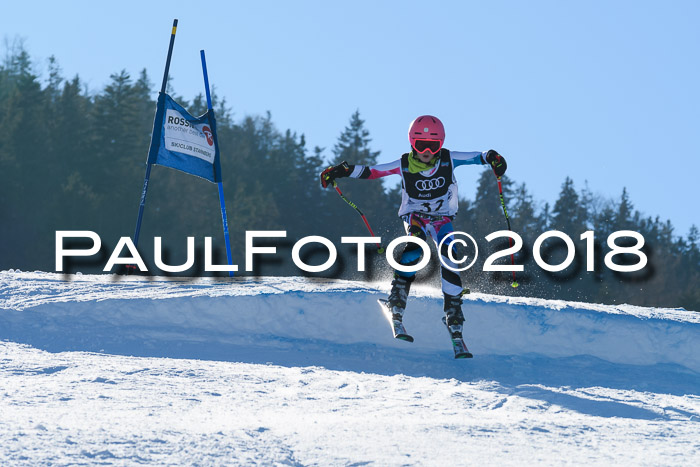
[1,271,698,465]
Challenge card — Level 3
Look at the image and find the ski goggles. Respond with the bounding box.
[413,139,442,155]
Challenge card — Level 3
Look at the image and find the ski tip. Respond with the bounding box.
[455,352,474,359]
[396,334,414,343]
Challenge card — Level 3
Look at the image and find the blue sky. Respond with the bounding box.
[2,1,699,235]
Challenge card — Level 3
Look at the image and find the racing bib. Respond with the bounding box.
[398,150,458,216]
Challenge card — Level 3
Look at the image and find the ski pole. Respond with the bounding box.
[495,175,519,288]
[332,181,385,254]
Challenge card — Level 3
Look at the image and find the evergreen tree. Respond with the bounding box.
[579,181,599,226]
[91,71,148,197]
[1,43,699,309]
[510,182,540,240]
[55,76,98,222]
[551,177,588,235]
[680,225,700,310]
[0,44,52,267]
[328,110,396,240]
[539,202,552,230]
[331,110,380,166]
[685,225,700,265]
[470,169,513,239]
[594,202,617,240]
[614,187,634,230]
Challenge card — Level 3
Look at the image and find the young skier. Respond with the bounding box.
[320,115,507,357]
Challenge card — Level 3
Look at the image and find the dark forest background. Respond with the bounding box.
[1,45,698,311]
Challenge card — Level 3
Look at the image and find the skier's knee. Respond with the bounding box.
[399,247,424,267]
[439,237,461,261]
[398,233,427,271]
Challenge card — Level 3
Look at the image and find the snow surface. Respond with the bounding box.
[1,270,699,465]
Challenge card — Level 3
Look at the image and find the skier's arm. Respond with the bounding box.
[320,160,401,188]
[348,160,401,180]
[451,151,488,168]
[452,150,507,176]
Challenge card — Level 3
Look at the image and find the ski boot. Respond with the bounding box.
[443,293,473,358]
[387,276,412,315]
[379,275,414,342]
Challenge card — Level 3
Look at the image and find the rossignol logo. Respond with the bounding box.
[202,126,214,146]
[415,177,445,191]
[166,115,195,128]
[163,109,216,163]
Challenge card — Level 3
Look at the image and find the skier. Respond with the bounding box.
[319,115,507,358]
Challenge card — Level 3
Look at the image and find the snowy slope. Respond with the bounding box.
[2,271,698,371]
[1,270,699,465]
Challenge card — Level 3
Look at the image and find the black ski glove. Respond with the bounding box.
[484,150,507,177]
[320,161,351,188]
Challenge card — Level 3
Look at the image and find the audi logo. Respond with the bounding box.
[415,177,445,191]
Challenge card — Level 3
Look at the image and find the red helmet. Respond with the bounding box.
[408,115,445,155]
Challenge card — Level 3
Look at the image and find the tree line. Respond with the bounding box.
[1,45,698,311]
